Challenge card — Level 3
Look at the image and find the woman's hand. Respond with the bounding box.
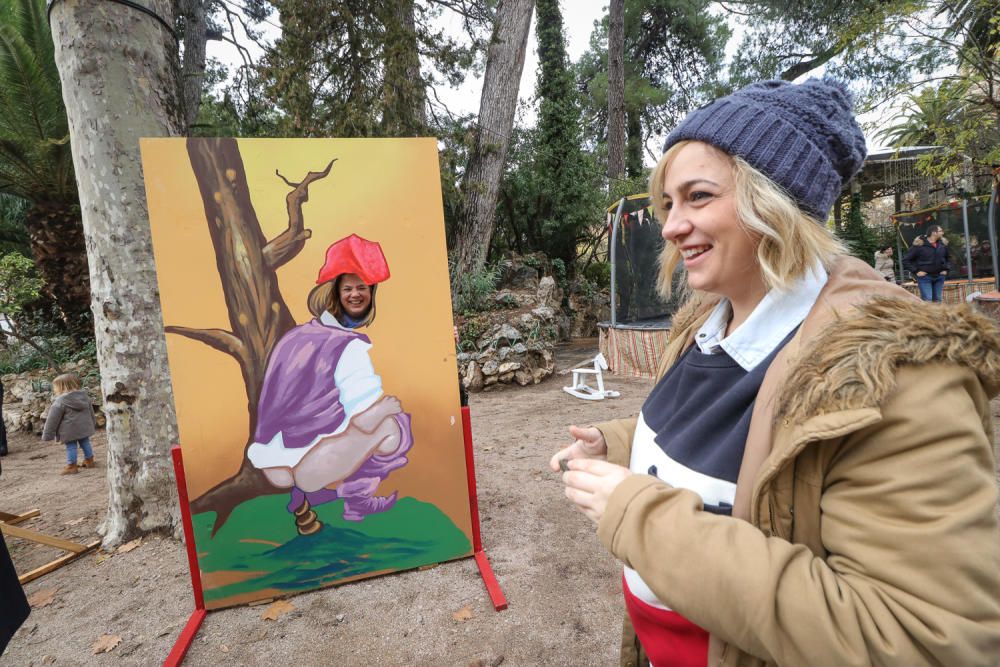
[549,425,607,472]
[916,271,927,277]
[562,459,632,524]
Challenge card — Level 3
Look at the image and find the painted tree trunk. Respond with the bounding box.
[606,0,626,182]
[451,0,534,285]
[173,137,334,534]
[49,0,183,546]
[23,202,92,341]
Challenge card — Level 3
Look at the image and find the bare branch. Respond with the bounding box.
[264,159,337,269]
[165,325,248,367]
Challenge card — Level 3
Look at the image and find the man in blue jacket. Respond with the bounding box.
[903,225,951,301]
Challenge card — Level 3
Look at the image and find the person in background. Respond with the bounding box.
[553,78,1000,667]
[903,225,951,301]
[873,244,895,281]
[0,392,30,655]
[0,532,29,656]
[41,373,96,475]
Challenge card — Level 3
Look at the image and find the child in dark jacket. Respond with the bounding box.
[41,373,97,475]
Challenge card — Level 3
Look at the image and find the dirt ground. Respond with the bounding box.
[4,339,1000,667]
[2,341,661,667]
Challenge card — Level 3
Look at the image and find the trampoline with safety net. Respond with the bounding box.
[597,194,682,378]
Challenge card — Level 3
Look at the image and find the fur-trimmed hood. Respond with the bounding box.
[776,296,1000,423]
[911,234,949,246]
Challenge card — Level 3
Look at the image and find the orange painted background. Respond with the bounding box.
[141,138,472,540]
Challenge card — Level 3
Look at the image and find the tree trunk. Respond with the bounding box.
[49,0,184,547]
[625,106,643,179]
[173,137,335,535]
[22,202,92,341]
[451,0,535,287]
[180,0,208,129]
[606,0,625,183]
[380,0,426,136]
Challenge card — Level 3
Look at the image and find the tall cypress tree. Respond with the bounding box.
[533,0,593,275]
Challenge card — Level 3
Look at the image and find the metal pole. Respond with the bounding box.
[609,197,626,327]
[961,195,973,281]
[988,177,999,292]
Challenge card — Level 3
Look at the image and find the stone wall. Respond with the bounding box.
[2,360,105,434]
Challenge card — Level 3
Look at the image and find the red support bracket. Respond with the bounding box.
[163,609,206,667]
[462,406,508,611]
[164,446,207,666]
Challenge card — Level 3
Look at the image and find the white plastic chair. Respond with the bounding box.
[562,353,620,401]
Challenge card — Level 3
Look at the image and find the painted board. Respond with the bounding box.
[141,138,473,609]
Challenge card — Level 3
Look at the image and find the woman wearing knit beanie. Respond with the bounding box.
[553,78,1000,667]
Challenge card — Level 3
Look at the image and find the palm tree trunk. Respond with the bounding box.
[22,202,92,341]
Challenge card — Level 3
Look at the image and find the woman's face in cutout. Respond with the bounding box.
[338,273,372,319]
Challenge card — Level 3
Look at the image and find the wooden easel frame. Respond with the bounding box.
[164,406,506,666]
[0,510,100,584]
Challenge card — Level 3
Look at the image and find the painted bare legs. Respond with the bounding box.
[260,396,413,534]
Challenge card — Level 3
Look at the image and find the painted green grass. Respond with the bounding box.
[193,495,472,603]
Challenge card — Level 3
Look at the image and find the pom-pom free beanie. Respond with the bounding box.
[662,78,866,222]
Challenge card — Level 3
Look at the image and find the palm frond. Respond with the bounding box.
[0,0,74,202]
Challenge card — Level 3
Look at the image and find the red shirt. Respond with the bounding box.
[624,574,709,667]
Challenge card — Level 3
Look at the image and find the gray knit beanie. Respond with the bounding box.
[662,78,866,222]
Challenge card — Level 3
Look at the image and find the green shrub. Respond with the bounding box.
[452,263,500,314]
[583,262,611,289]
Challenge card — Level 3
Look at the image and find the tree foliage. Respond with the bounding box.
[254,0,488,137]
[0,0,75,203]
[575,0,729,172]
[521,0,604,275]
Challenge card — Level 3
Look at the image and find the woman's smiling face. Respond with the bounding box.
[338,273,372,319]
[660,142,764,305]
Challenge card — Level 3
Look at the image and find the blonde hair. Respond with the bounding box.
[52,373,82,395]
[307,276,378,326]
[649,140,846,299]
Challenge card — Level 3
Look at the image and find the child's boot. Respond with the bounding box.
[80,457,96,469]
[60,463,78,475]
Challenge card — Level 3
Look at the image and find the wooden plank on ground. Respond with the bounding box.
[0,522,90,553]
[17,540,100,585]
[0,509,41,525]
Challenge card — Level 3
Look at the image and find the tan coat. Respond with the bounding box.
[595,256,1000,667]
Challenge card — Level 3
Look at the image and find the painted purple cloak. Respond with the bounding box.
[254,319,368,449]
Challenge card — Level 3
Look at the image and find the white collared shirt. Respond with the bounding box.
[693,264,828,371]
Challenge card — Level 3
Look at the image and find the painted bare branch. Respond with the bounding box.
[164,325,249,368]
[264,158,337,270]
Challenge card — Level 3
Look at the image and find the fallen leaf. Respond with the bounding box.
[27,588,58,608]
[260,600,295,621]
[220,645,230,653]
[116,538,142,554]
[64,517,85,526]
[91,634,122,654]
[95,553,110,564]
[452,605,474,622]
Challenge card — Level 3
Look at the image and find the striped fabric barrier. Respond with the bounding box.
[599,326,670,379]
[900,277,996,304]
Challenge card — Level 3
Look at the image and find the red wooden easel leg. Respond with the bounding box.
[164,446,208,666]
[462,407,508,611]
[163,609,206,667]
[170,446,205,610]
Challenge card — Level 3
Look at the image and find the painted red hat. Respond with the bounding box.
[316,234,390,285]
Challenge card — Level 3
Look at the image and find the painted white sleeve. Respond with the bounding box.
[246,338,384,469]
[334,338,384,426]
